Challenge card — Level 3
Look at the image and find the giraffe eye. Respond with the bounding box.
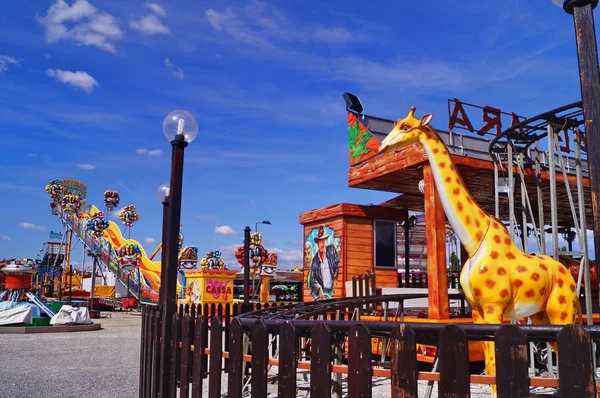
[401,125,410,132]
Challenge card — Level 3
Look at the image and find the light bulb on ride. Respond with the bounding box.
[157,183,170,202]
[162,110,198,144]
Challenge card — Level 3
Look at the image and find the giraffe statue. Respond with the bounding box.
[379,106,580,394]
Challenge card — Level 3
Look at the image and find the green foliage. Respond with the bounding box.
[449,251,461,272]
[348,120,372,159]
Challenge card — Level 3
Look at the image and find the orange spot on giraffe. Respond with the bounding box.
[506,252,515,260]
[453,187,460,195]
[439,162,446,168]
[513,279,523,288]
[504,238,511,245]
[499,289,508,298]
[490,251,499,259]
[516,266,527,273]
[457,202,463,211]
[492,223,498,229]
[559,267,566,275]
[445,176,451,183]
[524,254,533,259]
[466,196,473,204]
[443,150,448,155]
[485,279,496,288]
[466,216,471,225]
[476,231,483,240]
[531,273,540,281]
[557,279,564,287]
[497,267,506,276]
[479,265,488,274]
[493,235,501,243]
[475,219,481,227]
[539,263,548,271]
[525,289,535,298]
[570,284,576,293]
[474,288,482,297]
[560,312,568,321]
[486,306,495,314]
[433,148,439,154]
[558,295,566,304]
[450,165,455,171]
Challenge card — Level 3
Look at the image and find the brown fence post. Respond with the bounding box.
[390,324,417,398]
[227,318,244,398]
[208,316,223,398]
[558,325,596,397]
[310,323,332,397]
[348,324,372,398]
[191,315,206,398]
[438,325,470,397]
[278,321,297,398]
[224,303,231,373]
[139,307,147,398]
[251,320,269,397]
[495,324,529,398]
[179,315,192,398]
[151,307,162,398]
[169,312,182,397]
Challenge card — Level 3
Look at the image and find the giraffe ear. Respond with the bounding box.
[420,114,433,126]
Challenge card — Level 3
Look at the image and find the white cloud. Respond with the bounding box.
[76,163,95,170]
[129,14,170,35]
[144,237,157,244]
[27,153,37,158]
[110,208,121,219]
[47,69,99,93]
[215,225,237,235]
[19,223,47,231]
[136,148,162,156]
[0,55,20,72]
[145,2,166,17]
[267,247,303,264]
[164,57,184,79]
[38,0,123,53]
[0,235,11,241]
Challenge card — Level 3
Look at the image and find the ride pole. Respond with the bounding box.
[243,226,251,312]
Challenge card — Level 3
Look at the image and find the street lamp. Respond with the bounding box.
[158,110,197,397]
[551,0,600,284]
[255,220,271,233]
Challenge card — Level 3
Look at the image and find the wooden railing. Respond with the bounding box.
[139,299,599,398]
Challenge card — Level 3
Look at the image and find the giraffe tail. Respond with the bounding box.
[576,297,583,325]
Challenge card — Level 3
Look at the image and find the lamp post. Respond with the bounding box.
[158,110,198,398]
[552,0,600,286]
[255,220,271,233]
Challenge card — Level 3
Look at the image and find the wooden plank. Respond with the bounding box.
[348,324,372,398]
[208,316,223,398]
[251,320,268,397]
[224,303,230,373]
[300,203,405,224]
[390,324,417,398]
[139,308,147,398]
[180,315,192,398]
[278,321,297,398]
[227,318,244,398]
[151,308,161,398]
[558,325,596,397]
[346,236,373,246]
[169,312,182,398]
[495,325,529,398]
[202,306,209,378]
[423,164,449,319]
[191,316,206,398]
[438,325,470,397]
[346,251,372,261]
[310,323,332,397]
[346,224,372,233]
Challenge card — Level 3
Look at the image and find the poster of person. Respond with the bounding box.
[305,225,341,300]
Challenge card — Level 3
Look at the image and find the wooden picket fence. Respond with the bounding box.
[139,302,599,398]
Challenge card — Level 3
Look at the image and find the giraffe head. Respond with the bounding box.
[378,106,434,153]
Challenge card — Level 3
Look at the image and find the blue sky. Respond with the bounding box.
[0,0,594,267]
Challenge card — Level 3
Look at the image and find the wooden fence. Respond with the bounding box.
[139,302,599,398]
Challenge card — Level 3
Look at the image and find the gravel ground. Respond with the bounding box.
[0,312,142,398]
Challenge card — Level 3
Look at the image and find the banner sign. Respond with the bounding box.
[49,231,63,240]
[60,178,87,200]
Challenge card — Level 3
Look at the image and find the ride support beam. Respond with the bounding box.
[423,165,449,319]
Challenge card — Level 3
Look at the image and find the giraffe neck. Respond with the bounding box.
[418,133,492,256]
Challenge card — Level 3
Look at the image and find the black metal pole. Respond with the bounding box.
[159,135,187,398]
[243,226,251,312]
[69,264,72,306]
[404,213,410,288]
[567,1,600,291]
[90,255,97,311]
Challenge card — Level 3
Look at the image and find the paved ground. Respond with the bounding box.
[1,312,141,398]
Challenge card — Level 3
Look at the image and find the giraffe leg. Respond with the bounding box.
[480,304,504,398]
[529,311,558,355]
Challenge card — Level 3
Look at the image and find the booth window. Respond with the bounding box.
[374,220,396,268]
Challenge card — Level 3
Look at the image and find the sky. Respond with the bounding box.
[0,0,595,268]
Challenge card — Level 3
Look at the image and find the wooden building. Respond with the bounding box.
[299,97,593,320]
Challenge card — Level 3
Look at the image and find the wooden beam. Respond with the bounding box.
[423,165,449,319]
[299,203,405,225]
